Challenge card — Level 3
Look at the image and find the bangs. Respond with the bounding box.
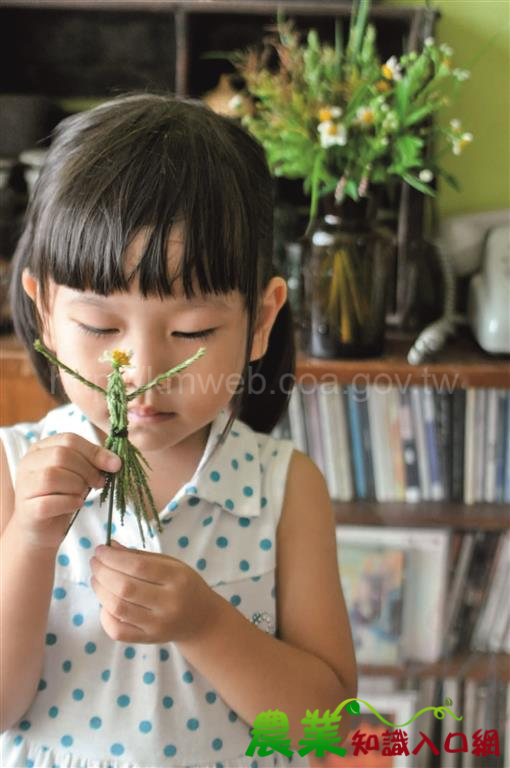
[31,95,267,309]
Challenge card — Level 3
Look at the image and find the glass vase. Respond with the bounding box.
[301,194,394,359]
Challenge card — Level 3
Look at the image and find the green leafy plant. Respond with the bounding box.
[227,0,473,227]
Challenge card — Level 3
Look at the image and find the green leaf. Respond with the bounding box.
[346,701,361,715]
[402,173,436,196]
[445,697,453,707]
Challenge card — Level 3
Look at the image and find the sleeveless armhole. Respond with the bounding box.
[267,438,296,527]
[0,427,31,487]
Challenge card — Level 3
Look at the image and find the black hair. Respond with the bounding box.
[10,92,296,437]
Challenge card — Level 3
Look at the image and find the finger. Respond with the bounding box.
[94,546,168,585]
[91,573,152,625]
[90,557,157,611]
[33,433,122,476]
[24,492,89,520]
[26,444,112,492]
[99,607,148,644]
[23,465,97,502]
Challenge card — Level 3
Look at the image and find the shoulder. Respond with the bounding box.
[279,449,331,530]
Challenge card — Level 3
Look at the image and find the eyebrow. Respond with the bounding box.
[68,295,231,310]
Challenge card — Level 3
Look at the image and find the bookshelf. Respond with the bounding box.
[296,330,510,389]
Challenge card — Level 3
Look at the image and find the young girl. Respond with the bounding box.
[0,93,357,768]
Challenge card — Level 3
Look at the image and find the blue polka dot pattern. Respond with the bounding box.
[0,403,297,767]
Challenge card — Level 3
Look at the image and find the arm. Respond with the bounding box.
[34,339,107,395]
[176,450,358,749]
[127,345,206,400]
[0,443,57,731]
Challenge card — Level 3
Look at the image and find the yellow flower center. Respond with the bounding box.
[381,64,393,80]
[111,350,132,367]
[327,123,338,136]
[376,80,391,93]
[319,108,332,122]
[362,110,374,125]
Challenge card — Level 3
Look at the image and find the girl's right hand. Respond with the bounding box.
[11,433,122,552]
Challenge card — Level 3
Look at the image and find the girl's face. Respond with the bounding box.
[23,228,287,466]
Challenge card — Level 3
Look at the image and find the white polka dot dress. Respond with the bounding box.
[0,405,310,768]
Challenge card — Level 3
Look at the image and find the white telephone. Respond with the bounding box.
[439,209,510,355]
[467,223,510,354]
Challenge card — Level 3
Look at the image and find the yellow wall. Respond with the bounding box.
[386,0,510,217]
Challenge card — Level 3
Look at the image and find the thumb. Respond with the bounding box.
[110,540,127,548]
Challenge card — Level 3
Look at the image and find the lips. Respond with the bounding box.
[128,406,164,417]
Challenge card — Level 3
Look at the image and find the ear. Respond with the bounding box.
[21,268,53,348]
[250,276,288,362]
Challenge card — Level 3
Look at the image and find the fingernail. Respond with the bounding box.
[106,454,122,471]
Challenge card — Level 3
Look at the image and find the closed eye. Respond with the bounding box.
[77,323,216,340]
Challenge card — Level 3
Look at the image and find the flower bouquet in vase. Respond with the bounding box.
[228,0,473,358]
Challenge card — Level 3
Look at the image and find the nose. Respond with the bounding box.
[122,345,178,398]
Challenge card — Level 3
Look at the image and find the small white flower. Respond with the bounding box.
[419,169,434,182]
[450,118,462,132]
[356,106,375,126]
[98,349,135,369]
[424,37,435,47]
[453,68,470,81]
[440,43,454,57]
[452,132,473,155]
[318,106,343,122]
[382,56,402,81]
[318,121,348,148]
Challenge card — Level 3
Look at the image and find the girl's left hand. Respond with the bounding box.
[90,540,222,644]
